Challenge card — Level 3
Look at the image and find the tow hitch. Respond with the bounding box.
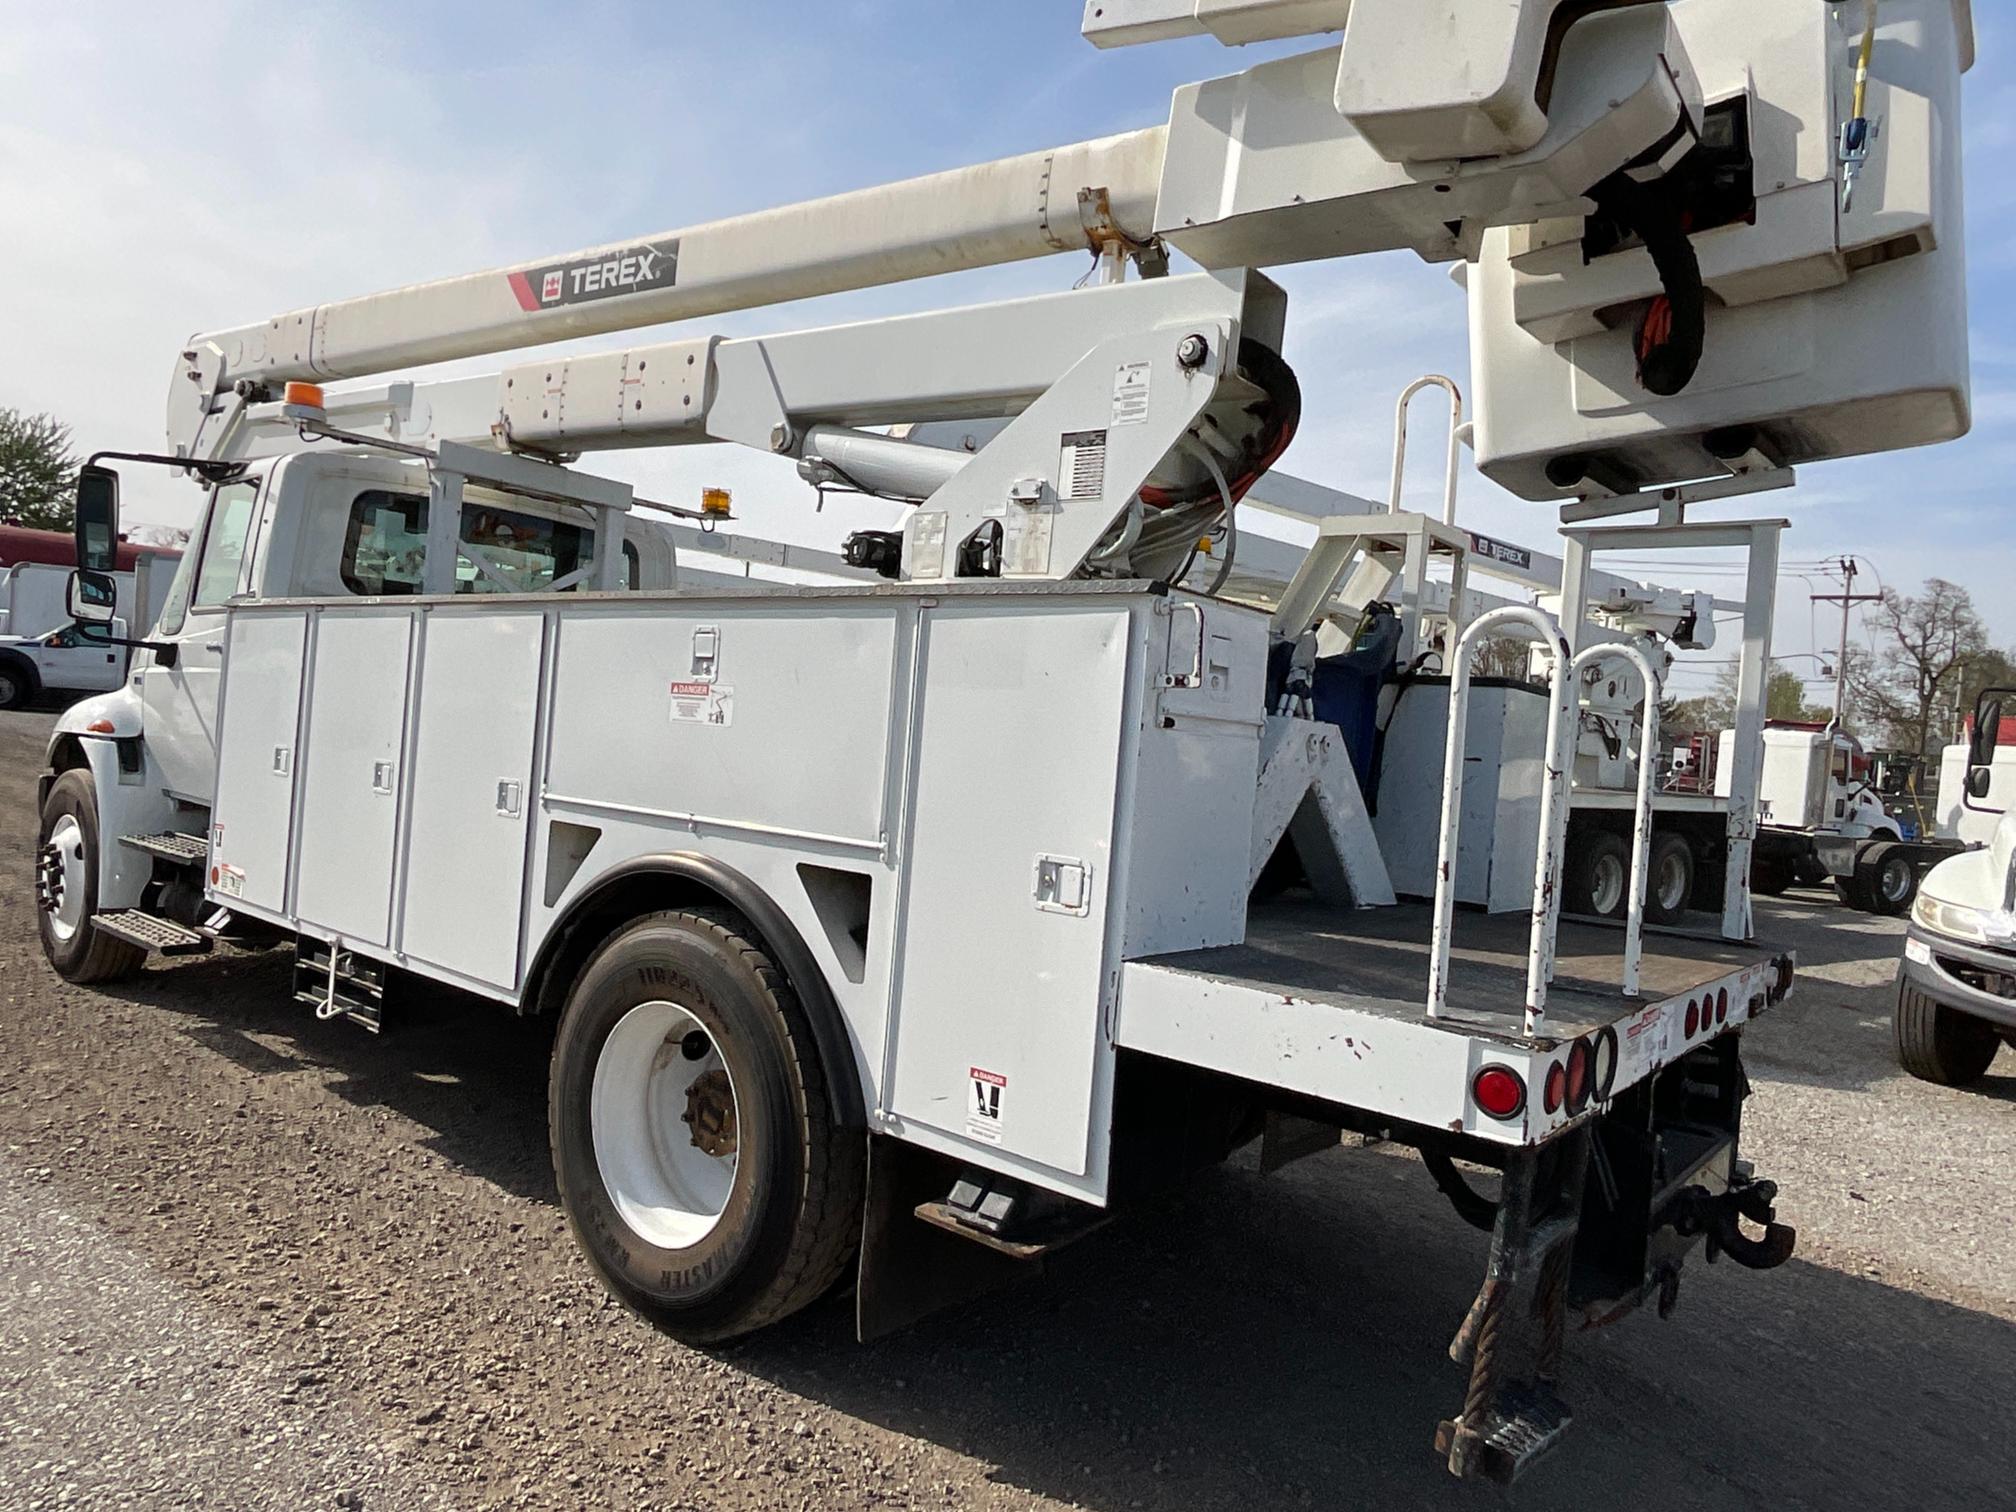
[1675,1173,1797,1272]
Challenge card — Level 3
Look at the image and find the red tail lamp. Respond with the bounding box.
[1472,1064,1526,1121]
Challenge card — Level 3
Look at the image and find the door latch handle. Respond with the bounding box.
[371,761,395,794]
[495,780,523,817]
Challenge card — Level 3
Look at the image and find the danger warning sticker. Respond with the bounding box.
[215,864,245,899]
[1111,360,1152,426]
[669,680,733,726]
[965,1067,1006,1145]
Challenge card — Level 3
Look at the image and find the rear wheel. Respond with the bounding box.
[35,769,145,984]
[1562,829,1630,919]
[1833,875,1874,912]
[1644,832,1695,926]
[549,908,863,1342]
[1894,982,2000,1086]
[1751,854,1795,897]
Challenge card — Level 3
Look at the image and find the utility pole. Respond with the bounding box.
[1812,557,1881,735]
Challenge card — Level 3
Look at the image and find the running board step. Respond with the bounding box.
[119,832,209,866]
[93,909,213,956]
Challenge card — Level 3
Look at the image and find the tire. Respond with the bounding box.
[1751,855,1795,897]
[0,653,36,711]
[1833,876,1874,912]
[1894,981,2000,1087]
[1862,844,1917,917]
[1644,832,1695,926]
[35,769,146,984]
[548,908,863,1343]
[1562,828,1630,919]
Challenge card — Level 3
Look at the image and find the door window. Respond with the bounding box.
[191,482,261,611]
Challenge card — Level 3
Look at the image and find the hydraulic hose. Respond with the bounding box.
[1590,172,1706,398]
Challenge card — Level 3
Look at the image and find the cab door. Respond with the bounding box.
[142,478,261,802]
[35,621,126,691]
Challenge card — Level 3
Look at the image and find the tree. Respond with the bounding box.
[1845,579,1992,757]
[0,408,80,531]
[1663,664,1829,736]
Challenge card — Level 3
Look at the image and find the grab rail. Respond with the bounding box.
[1426,607,1575,1035]
[1389,375,1465,525]
[1568,643,1663,999]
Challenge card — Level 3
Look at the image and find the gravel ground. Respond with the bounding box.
[2,705,2012,1511]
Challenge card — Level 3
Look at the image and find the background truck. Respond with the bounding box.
[0,534,182,708]
[1896,690,2016,1090]
[26,0,1976,1484]
[1732,722,2008,915]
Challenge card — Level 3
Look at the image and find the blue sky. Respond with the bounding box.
[1,1,2006,696]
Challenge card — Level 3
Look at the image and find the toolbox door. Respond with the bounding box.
[398,611,547,989]
[887,601,1133,1195]
[293,612,414,948]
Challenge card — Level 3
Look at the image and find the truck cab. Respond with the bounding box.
[1896,692,2016,1089]
[37,443,676,977]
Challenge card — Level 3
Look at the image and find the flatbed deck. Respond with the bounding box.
[1114,899,1792,1145]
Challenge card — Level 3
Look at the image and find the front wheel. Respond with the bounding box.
[1894,982,2000,1087]
[35,769,145,984]
[1863,844,1918,917]
[548,908,863,1342]
[0,654,35,711]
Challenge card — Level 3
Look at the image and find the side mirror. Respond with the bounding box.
[1965,690,2013,811]
[1972,697,2003,766]
[67,569,118,627]
[75,464,121,573]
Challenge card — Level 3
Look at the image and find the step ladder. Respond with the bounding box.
[119,831,209,866]
[91,909,213,957]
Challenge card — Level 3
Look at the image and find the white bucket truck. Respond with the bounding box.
[31,0,1976,1482]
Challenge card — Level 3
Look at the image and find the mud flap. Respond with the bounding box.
[855,1135,1042,1343]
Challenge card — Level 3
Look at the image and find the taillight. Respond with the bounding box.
[1684,999,1700,1038]
[1590,1027,1619,1101]
[1565,1039,1592,1114]
[1543,1061,1567,1115]
[1472,1065,1526,1121]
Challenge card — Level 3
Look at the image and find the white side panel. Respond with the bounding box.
[210,612,308,914]
[1376,682,1546,910]
[400,611,546,989]
[889,603,1133,1184]
[547,606,895,847]
[294,613,414,947]
[1122,599,1268,955]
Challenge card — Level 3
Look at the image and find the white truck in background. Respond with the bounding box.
[0,551,181,708]
[1897,691,2016,1090]
[29,0,1977,1484]
[1733,723,2006,915]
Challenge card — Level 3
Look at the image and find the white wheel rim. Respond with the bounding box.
[44,815,88,943]
[1656,853,1688,911]
[1881,861,1912,902]
[590,1001,740,1250]
[1592,854,1625,916]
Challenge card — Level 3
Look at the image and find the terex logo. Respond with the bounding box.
[508,238,681,313]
